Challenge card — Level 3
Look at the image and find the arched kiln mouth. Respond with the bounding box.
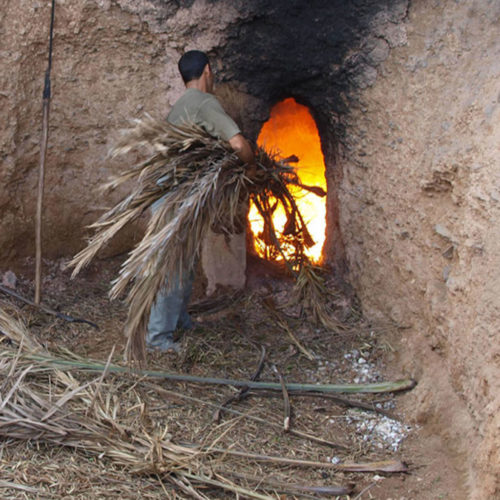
[248,97,327,265]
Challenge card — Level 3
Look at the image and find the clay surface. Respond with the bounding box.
[339,1,500,497]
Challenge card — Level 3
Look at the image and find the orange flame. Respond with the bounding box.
[249,97,326,263]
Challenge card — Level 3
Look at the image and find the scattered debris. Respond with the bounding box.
[347,409,412,451]
[0,305,413,498]
[344,348,382,384]
[2,270,17,289]
[0,258,418,498]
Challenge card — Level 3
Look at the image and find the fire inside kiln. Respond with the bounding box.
[249,98,327,263]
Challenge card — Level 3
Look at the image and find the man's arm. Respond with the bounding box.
[197,97,256,169]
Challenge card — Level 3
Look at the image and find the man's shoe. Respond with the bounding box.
[146,334,181,353]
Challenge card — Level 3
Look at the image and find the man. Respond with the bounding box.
[147,50,255,352]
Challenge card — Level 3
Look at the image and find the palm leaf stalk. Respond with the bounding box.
[0,309,314,499]
[1,303,415,395]
[66,116,329,362]
[0,353,337,500]
[2,351,416,395]
[0,352,268,497]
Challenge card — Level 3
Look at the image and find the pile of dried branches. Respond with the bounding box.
[0,306,411,498]
[0,306,268,498]
[67,116,332,362]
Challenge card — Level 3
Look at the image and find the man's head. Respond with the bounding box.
[178,50,212,89]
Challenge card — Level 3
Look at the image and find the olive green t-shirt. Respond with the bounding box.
[167,88,241,142]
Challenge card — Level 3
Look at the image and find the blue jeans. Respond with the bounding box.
[146,195,195,349]
[146,269,194,349]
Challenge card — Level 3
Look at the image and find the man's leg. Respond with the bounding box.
[177,269,194,330]
[146,270,194,350]
[147,286,182,350]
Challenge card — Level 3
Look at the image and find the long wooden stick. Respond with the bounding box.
[209,449,408,473]
[248,389,396,418]
[35,0,56,305]
[226,471,351,496]
[35,98,50,305]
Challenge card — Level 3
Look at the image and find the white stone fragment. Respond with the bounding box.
[2,271,17,289]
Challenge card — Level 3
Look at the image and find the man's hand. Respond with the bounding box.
[228,133,264,180]
[229,133,255,166]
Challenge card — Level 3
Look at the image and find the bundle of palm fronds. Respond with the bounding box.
[291,263,350,332]
[67,116,328,362]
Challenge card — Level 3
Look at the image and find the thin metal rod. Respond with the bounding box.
[47,0,56,74]
[0,284,99,330]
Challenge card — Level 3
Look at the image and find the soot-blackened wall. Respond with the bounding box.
[0,0,408,266]
[214,0,409,273]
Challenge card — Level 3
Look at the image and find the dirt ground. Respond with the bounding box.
[0,257,466,499]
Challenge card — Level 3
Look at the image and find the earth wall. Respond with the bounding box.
[339,1,500,496]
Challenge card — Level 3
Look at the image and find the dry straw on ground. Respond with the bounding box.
[0,305,412,498]
[0,307,268,498]
[67,117,333,363]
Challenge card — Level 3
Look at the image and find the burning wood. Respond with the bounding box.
[250,97,327,263]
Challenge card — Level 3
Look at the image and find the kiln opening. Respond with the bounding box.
[248,98,327,264]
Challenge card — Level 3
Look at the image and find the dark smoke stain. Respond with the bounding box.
[214,0,408,133]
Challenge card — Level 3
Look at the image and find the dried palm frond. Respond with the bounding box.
[0,302,42,352]
[0,354,270,496]
[291,263,349,332]
[67,116,330,362]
